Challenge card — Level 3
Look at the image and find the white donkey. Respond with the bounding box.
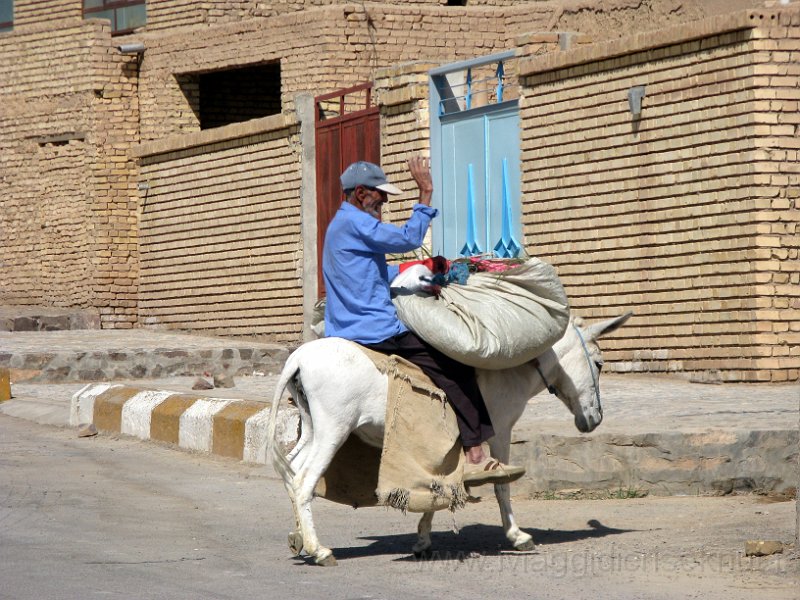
[267,312,631,566]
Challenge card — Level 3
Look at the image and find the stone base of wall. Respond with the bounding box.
[0,330,291,383]
[0,306,101,332]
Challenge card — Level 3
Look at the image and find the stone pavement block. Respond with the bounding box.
[213,401,269,460]
[150,394,200,445]
[0,368,10,401]
[178,398,231,453]
[70,383,296,467]
[94,386,140,432]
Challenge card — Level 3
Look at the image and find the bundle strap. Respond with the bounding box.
[532,358,558,397]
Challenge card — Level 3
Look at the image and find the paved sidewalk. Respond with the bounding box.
[525,373,799,434]
[9,372,795,431]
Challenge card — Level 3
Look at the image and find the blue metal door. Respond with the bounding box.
[430,52,522,259]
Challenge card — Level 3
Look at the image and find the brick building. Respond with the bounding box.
[1,0,797,382]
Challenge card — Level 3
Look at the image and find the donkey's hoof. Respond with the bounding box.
[316,553,338,567]
[413,547,433,560]
[288,531,304,556]
[514,539,536,552]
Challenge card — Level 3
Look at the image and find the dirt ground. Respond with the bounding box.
[2,416,797,600]
[428,491,799,599]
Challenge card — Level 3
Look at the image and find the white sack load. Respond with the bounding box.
[392,258,570,370]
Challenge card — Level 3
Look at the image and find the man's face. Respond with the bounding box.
[355,186,388,219]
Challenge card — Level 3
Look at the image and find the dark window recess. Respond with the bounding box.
[0,0,13,33]
[198,63,282,130]
[446,0,467,5]
[84,0,146,35]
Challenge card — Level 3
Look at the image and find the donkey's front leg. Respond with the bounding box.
[487,437,535,551]
[412,512,435,558]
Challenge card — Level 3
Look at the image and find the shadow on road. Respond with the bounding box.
[322,519,636,563]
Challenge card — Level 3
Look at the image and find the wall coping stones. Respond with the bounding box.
[518,8,792,80]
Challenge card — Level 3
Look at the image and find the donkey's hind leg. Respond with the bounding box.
[291,429,347,566]
[412,512,435,558]
[284,442,309,556]
[282,380,313,556]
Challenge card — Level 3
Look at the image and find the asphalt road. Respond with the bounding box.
[0,415,797,600]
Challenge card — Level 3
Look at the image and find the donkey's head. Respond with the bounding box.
[544,312,632,433]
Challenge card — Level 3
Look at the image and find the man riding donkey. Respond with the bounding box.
[322,155,525,487]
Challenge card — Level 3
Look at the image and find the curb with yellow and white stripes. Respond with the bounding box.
[70,384,298,463]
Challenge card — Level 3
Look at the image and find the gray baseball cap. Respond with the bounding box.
[340,161,402,195]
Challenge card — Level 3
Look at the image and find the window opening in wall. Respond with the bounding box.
[192,62,282,130]
[83,0,146,35]
[0,0,13,33]
[446,0,467,6]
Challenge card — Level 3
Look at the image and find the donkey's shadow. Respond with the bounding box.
[316,519,636,563]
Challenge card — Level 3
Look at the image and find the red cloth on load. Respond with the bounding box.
[398,256,450,274]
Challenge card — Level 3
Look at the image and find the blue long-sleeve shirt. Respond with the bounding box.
[322,201,438,344]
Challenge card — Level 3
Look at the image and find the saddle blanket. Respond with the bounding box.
[314,343,467,513]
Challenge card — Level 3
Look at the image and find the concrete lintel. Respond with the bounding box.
[133,112,297,160]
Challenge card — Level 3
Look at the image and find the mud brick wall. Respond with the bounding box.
[13,0,81,27]
[146,0,260,30]
[12,0,239,32]
[0,18,139,328]
[517,9,800,382]
[374,62,436,240]
[136,4,512,143]
[133,2,760,143]
[7,0,767,36]
[145,0,209,30]
[135,115,304,342]
[750,10,800,381]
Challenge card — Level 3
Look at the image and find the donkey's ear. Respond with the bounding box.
[585,312,633,341]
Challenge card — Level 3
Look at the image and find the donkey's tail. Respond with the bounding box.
[266,349,301,483]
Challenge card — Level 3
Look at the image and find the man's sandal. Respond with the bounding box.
[462,457,526,487]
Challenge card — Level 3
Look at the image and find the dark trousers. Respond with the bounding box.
[364,331,494,447]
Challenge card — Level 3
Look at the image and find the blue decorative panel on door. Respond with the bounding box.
[430,52,522,260]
